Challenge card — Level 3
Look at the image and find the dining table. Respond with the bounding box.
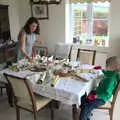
[0,59,103,120]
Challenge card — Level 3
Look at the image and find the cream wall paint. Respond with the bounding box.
[17,0,65,54]
[39,0,65,54]
[2,0,120,57]
[0,0,20,41]
[109,0,120,57]
[17,0,31,28]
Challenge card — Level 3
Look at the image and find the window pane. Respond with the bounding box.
[72,3,87,37]
[92,2,110,46]
[93,20,108,36]
[71,2,110,47]
[93,2,110,19]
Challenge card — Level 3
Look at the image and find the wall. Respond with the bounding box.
[1,0,120,57]
[17,0,65,55]
[17,0,31,28]
[109,0,120,57]
[39,0,65,54]
[0,0,20,41]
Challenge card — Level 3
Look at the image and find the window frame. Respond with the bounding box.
[67,1,110,48]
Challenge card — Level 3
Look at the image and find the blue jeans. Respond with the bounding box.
[79,94,105,120]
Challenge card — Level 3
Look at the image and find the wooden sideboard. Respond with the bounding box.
[0,42,17,64]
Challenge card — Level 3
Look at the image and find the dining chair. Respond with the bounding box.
[93,82,120,120]
[4,73,54,120]
[34,45,48,57]
[77,49,96,65]
[0,82,6,96]
[54,42,72,60]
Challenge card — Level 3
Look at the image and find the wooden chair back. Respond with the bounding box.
[3,73,54,120]
[34,45,48,57]
[77,49,96,65]
[54,42,72,59]
[4,73,36,110]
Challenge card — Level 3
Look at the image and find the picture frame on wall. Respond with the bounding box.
[32,4,49,20]
[32,0,39,3]
[31,0,62,4]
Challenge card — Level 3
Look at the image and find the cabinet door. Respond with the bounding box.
[5,47,16,61]
[0,49,5,63]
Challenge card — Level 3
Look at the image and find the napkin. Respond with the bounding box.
[93,66,102,70]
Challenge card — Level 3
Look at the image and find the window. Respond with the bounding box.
[71,2,110,47]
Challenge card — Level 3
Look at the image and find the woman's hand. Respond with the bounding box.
[36,40,44,45]
[28,56,33,62]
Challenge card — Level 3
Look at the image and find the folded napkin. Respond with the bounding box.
[78,68,93,73]
[93,66,102,70]
[74,73,91,82]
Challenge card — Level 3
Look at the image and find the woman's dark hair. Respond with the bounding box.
[23,17,40,34]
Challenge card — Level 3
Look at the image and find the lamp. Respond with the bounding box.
[32,0,62,4]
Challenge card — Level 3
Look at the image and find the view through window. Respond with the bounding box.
[71,2,110,47]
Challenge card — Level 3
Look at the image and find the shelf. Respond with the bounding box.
[31,0,62,4]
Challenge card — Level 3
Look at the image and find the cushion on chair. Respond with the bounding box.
[97,96,113,109]
[35,95,51,110]
[98,101,111,109]
[78,51,94,65]
[17,95,51,111]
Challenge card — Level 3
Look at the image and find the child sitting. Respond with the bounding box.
[79,56,120,120]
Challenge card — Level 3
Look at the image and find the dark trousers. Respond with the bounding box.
[79,94,105,120]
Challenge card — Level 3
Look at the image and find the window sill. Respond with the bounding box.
[72,43,109,53]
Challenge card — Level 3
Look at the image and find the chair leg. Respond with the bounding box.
[16,107,20,120]
[0,88,3,96]
[33,111,38,120]
[109,110,113,120]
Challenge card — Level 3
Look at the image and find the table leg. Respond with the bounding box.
[72,104,79,120]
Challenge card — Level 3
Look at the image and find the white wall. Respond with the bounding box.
[0,0,20,41]
[17,0,31,28]
[1,0,120,57]
[39,0,65,54]
[17,0,65,54]
[109,0,120,57]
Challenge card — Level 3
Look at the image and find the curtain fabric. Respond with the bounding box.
[70,0,111,3]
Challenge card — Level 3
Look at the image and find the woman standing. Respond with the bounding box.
[17,17,42,61]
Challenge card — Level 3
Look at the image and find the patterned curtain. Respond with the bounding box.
[70,0,111,3]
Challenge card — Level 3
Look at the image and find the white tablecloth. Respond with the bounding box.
[0,65,102,106]
[34,77,93,105]
[0,69,36,83]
